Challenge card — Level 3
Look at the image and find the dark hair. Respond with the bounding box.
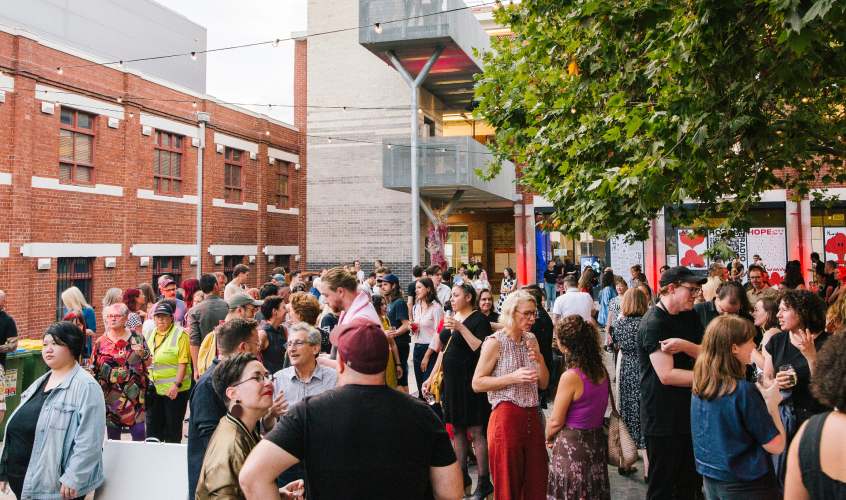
[716,281,750,312]
[826,260,837,269]
[659,265,671,273]
[371,294,385,314]
[375,259,383,267]
[212,352,258,402]
[600,270,615,289]
[382,281,404,303]
[442,271,453,285]
[375,266,392,275]
[503,267,514,279]
[756,297,779,331]
[578,268,596,292]
[233,264,249,278]
[631,264,642,272]
[182,278,201,310]
[45,321,86,360]
[259,283,279,300]
[367,271,376,279]
[415,277,439,305]
[123,288,141,313]
[521,284,545,306]
[554,315,605,384]
[290,270,302,279]
[747,265,764,276]
[139,283,157,307]
[63,310,85,330]
[452,282,477,309]
[200,273,219,294]
[412,265,423,278]
[217,318,259,355]
[782,266,806,289]
[425,265,442,276]
[811,333,846,410]
[272,266,287,276]
[260,296,285,321]
[811,252,821,261]
[780,289,826,332]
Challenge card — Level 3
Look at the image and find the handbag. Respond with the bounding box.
[604,368,638,468]
[428,336,453,404]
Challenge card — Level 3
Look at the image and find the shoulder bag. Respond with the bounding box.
[604,368,638,468]
[428,336,453,404]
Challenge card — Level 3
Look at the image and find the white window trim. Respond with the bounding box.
[267,147,298,164]
[214,133,258,154]
[213,198,258,211]
[140,114,200,139]
[207,245,258,255]
[129,244,197,256]
[137,190,197,205]
[32,176,124,197]
[263,245,299,255]
[36,85,124,121]
[267,205,299,215]
[20,243,121,258]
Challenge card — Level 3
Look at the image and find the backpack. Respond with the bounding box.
[197,329,217,376]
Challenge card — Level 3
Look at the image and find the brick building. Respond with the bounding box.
[0,23,306,337]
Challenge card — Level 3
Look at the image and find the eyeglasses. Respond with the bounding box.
[286,339,315,349]
[677,285,701,296]
[248,340,263,349]
[106,314,125,320]
[516,309,539,319]
[231,372,272,387]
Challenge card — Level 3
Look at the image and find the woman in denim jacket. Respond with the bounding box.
[0,321,106,500]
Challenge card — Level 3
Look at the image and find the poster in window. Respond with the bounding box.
[708,230,748,271]
[677,229,708,269]
[824,228,846,265]
[609,235,644,274]
[747,228,787,286]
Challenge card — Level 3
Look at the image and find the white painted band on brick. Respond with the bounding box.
[32,176,124,197]
[137,190,198,204]
[213,133,258,154]
[208,245,258,256]
[213,198,258,211]
[36,85,124,120]
[21,243,121,258]
[811,188,846,198]
[0,173,10,185]
[140,114,201,138]
[130,244,198,256]
[0,243,9,258]
[263,245,299,255]
[267,148,299,163]
[266,205,299,215]
[0,73,13,92]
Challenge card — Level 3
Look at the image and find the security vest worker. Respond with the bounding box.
[144,300,192,443]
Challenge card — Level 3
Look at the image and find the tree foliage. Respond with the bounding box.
[475,0,846,241]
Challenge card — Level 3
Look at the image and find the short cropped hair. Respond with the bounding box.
[233,264,249,278]
[217,318,259,356]
[259,283,279,300]
[44,321,86,360]
[200,273,219,294]
[260,296,285,321]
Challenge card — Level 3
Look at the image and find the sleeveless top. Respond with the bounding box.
[563,368,609,430]
[487,330,539,410]
[799,412,846,499]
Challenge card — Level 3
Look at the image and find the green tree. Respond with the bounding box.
[476,0,846,242]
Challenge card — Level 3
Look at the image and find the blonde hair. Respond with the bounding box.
[322,267,358,293]
[61,286,90,313]
[499,290,536,333]
[827,290,846,333]
[621,288,649,317]
[692,316,756,401]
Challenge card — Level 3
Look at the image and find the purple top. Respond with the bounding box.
[563,368,609,430]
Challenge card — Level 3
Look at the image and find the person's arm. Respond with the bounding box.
[447,320,482,352]
[190,346,200,381]
[649,349,693,387]
[240,441,300,500]
[167,363,188,399]
[429,463,463,500]
[60,382,106,494]
[784,422,812,500]
[791,329,818,374]
[658,338,701,358]
[546,370,578,444]
[757,381,786,455]
[394,318,410,337]
[390,340,403,378]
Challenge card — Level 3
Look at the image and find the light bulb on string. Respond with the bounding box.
[129,112,134,118]
[268,104,272,110]
[328,137,332,143]
[571,107,576,114]
[117,97,122,103]
[117,61,123,68]
[272,39,279,47]
[802,97,809,103]
[375,23,382,34]
[387,144,392,149]
[192,101,197,107]
[191,52,197,61]
[418,108,422,114]
[343,107,347,112]
[56,67,63,75]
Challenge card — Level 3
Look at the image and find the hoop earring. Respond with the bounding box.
[230,399,243,419]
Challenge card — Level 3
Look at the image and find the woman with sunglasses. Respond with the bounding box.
[196,352,304,500]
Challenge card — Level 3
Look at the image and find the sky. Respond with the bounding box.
[155,0,308,125]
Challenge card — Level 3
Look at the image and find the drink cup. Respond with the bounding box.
[779,364,797,388]
[410,322,419,332]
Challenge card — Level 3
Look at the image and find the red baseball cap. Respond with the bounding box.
[329,318,389,375]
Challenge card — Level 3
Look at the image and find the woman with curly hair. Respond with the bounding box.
[780,263,807,291]
[785,332,846,498]
[762,289,832,486]
[546,315,610,500]
[691,316,785,498]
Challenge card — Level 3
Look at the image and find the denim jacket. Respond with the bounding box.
[0,364,106,500]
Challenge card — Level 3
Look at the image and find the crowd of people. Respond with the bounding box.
[0,253,844,500]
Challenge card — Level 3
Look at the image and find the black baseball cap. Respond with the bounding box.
[659,266,708,288]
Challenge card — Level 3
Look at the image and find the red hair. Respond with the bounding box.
[182,278,201,310]
[123,288,141,313]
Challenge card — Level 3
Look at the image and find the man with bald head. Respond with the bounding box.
[0,291,18,367]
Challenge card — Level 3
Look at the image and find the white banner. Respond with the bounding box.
[747,228,787,285]
[709,230,748,271]
[609,235,644,274]
[824,227,846,266]
[678,230,708,270]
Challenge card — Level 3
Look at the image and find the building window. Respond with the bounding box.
[224,147,244,203]
[153,257,183,295]
[56,257,94,322]
[154,131,183,195]
[59,108,95,185]
[275,162,290,208]
[223,255,244,283]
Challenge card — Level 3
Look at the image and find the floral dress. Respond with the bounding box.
[90,332,151,428]
[497,277,516,313]
[610,315,645,449]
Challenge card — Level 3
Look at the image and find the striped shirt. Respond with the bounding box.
[487,330,540,409]
[412,302,444,350]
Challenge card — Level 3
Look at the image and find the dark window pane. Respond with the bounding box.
[162,178,170,192]
[154,177,159,191]
[173,136,182,149]
[233,166,241,187]
[225,148,230,160]
[280,196,288,207]
[173,179,181,193]
[60,109,73,126]
[233,150,241,162]
[225,165,231,185]
[154,150,160,174]
[233,189,241,202]
[77,113,92,130]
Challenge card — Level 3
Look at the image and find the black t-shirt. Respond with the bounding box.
[5,376,51,477]
[265,385,456,500]
[407,280,418,302]
[0,312,17,367]
[637,302,705,437]
[438,310,492,358]
[318,313,339,354]
[815,261,825,278]
[387,298,410,344]
[765,330,832,422]
[543,270,558,284]
[532,308,554,375]
[261,323,288,375]
[825,273,837,295]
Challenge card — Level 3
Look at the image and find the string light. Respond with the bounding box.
[56,67,63,75]
[117,61,123,68]
[191,52,197,61]
[343,107,347,112]
[802,97,809,103]
[117,97,122,103]
[328,137,332,143]
[387,144,392,149]
[268,104,272,110]
[266,130,270,135]
[129,112,134,118]
[272,39,280,47]
[570,108,576,114]
[418,108,423,114]
[375,23,382,34]
[192,101,197,107]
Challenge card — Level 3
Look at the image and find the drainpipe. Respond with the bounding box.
[196,113,210,278]
[651,219,658,286]
[797,199,805,273]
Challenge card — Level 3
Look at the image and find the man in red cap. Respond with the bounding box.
[240,319,462,500]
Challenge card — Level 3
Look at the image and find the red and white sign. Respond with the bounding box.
[747,228,787,285]
[677,230,708,269]
[824,227,846,265]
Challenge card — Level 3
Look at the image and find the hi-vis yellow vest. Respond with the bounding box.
[145,324,192,395]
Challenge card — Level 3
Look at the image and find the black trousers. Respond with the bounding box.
[702,468,782,500]
[146,389,189,443]
[645,434,703,500]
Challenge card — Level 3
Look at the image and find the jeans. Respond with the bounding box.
[543,283,556,309]
[645,434,703,500]
[106,421,147,441]
[412,343,435,400]
[146,390,190,443]
[703,468,781,500]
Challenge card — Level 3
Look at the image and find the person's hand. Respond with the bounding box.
[775,371,795,390]
[279,479,305,499]
[421,379,432,396]
[193,371,200,382]
[396,364,403,378]
[790,329,817,361]
[659,338,688,355]
[510,367,539,385]
[421,354,430,372]
[546,434,556,449]
[0,481,8,494]
[266,389,289,420]
[526,339,542,364]
[166,384,179,400]
[386,329,397,340]
[60,484,79,500]
[757,379,783,408]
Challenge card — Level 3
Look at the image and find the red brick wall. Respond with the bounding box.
[0,32,306,337]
